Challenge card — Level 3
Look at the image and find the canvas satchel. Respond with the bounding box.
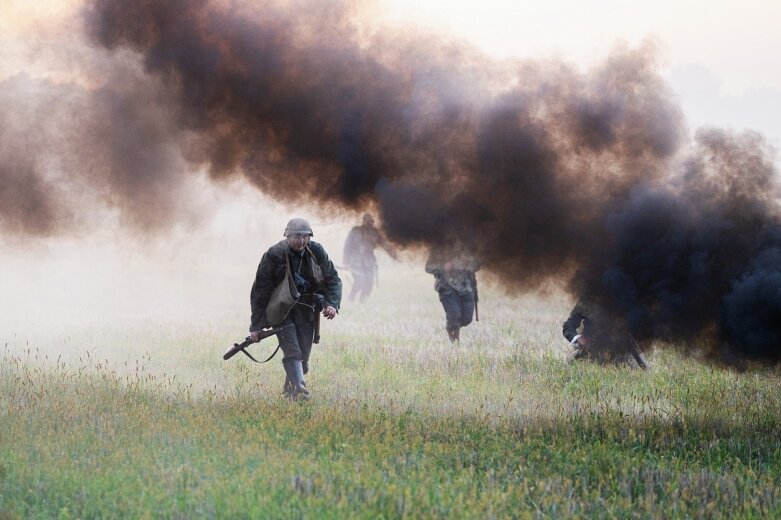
[264,253,300,326]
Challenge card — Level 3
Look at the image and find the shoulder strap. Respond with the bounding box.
[305,245,324,286]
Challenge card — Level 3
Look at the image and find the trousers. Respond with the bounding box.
[438,289,475,331]
[276,315,315,374]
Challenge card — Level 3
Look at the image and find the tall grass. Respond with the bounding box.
[2,265,780,518]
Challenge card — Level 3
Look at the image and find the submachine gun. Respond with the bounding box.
[222,324,293,363]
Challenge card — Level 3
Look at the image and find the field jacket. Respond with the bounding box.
[250,240,341,331]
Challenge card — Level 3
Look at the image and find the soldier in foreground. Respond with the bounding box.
[563,301,648,369]
[425,247,480,342]
[342,214,398,303]
[250,218,342,399]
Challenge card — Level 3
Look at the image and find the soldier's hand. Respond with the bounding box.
[249,330,261,342]
[322,306,338,319]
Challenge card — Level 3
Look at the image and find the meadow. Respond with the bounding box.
[1,262,780,518]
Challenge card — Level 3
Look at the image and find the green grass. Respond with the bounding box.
[1,267,780,518]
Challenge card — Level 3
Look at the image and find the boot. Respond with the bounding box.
[282,375,293,396]
[446,327,460,343]
[283,359,310,400]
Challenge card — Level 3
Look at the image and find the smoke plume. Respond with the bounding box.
[2,0,779,363]
[0,52,203,236]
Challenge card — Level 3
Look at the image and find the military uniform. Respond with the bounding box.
[342,215,395,302]
[562,302,594,344]
[562,302,647,368]
[250,219,342,398]
[425,248,479,342]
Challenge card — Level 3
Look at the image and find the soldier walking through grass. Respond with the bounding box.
[425,246,480,342]
[342,214,397,303]
[250,218,342,399]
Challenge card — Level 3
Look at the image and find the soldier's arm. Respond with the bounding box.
[375,229,399,260]
[562,305,587,342]
[314,244,342,311]
[380,242,399,260]
[249,251,277,331]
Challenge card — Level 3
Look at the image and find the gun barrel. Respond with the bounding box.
[223,339,253,360]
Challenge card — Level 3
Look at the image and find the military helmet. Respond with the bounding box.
[283,217,314,237]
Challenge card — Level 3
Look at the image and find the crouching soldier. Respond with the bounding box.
[426,246,480,342]
[250,218,342,399]
[562,301,648,369]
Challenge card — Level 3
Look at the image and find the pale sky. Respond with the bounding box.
[382,0,781,93]
[4,0,781,92]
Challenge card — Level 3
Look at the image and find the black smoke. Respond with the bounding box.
[4,0,780,363]
[83,1,686,277]
[572,129,781,361]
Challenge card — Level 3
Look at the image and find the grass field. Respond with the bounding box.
[2,263,780,518]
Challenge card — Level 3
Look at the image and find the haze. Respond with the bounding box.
[1,0,779,352]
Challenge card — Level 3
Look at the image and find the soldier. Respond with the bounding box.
[562,301,648,368]
[425,246,479,342]
[250,218,342,399]
[342,214,397,303]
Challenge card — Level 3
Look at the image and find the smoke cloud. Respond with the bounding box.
[0,51,204,236]
[2,0,779,363]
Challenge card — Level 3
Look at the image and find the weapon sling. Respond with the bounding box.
[291,298,321,344]
[237,343,281,364]
[223,324,294,363]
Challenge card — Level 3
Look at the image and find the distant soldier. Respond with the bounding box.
[342,214,397,303]
[250,218,342,399]
[563,301,648,368]
[425,246,480,342]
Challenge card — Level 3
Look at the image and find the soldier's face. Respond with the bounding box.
[287,233,310,252]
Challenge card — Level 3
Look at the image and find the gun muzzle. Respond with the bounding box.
[223,337,254,361]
